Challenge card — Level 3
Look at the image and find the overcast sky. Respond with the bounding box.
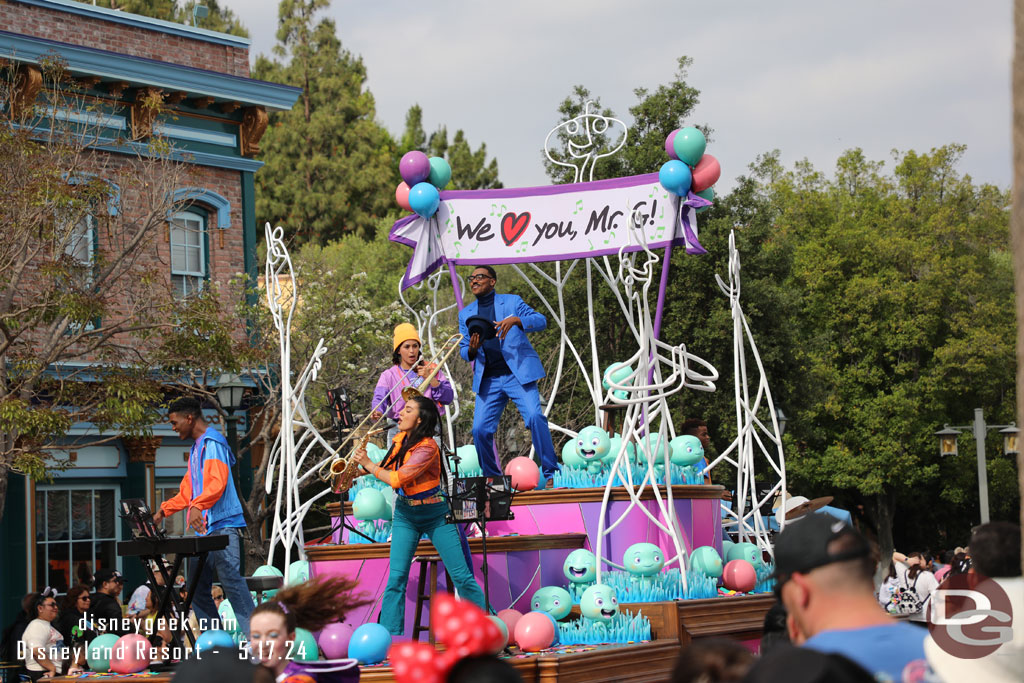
[220,0,1012,193]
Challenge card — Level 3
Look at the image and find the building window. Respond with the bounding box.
[65,215,95,267]
[170,208,208,298]
[35,485,118,594]
[155,485,186,538]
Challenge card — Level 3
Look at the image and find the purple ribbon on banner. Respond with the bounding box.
[679,191,712,255]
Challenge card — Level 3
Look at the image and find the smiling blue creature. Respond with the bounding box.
[689,545,724,578]
[576,426,611,474]
[669,434,704,467]
[563,548,597,584]
[580,584,619,623]
[531,586,572,620]
[726,541,762,568]
[562,439,587,469]
[623,542,665,578]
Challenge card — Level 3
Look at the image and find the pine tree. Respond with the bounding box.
[253,0,396,244]
[399,105,501,190]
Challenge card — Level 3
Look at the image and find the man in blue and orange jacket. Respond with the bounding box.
[153,396,253,635]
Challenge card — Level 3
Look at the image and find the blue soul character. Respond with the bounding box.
[726,542,762,568]
[580,584,619,623]
[561,439,587,469]
[623,542,664,578]
[576,426,611,474]
[563,549,597,584]
[352,488,390,521]
[669,434,704,467]
[531,586,572,620]
[689,545,724,578]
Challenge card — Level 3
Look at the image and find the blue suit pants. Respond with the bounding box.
[472,374,558,479]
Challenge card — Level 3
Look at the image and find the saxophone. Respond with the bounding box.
[330,427,387,494]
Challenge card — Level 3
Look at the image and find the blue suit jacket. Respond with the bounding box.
[459,293,547,393]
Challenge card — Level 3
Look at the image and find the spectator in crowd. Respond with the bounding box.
[933,549,955,582]
[671,638,754,682]
[742,644,875,683]
[924,521,1023,683]
[889,550,938,622]
[0,593,36,664]
[876,562,898,608]
[759,601,790,655]
[88,568,129,636]
[447,655,524,683]
[126,560,168,622]
[772,514,927,680]
[21,591,81,680]
[53,584,93,670]
[679,417,713,484]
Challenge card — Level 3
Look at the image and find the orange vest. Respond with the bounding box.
[383,433,441,496]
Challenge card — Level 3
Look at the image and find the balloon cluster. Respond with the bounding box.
[388,593,505,683]
[396,151,451,219]
[659,127,720,211]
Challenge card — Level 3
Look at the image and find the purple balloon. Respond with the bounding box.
[664,130,679,161]
[399,151,431,186]
[317,622,354,659]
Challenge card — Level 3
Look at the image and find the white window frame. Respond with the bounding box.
[35,483,121,594]
[170,209,207,298]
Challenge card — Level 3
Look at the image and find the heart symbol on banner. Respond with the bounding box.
[500,212,530,246]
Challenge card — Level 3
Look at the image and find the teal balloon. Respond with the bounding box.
[531,586,572,620]
[695,187,715,213]
[196,629,235,655]
[561,439,586,468]
[291,627,320,661]
[602,362,633,390]
[253,564,283,599]
[670,435,704,466]
[690,546,724,578]
[287,560,310,586]
[427,156,452,189]
[563,548,597,584]
[623,542,664,577]
[366,442,385,464]
[408,182,440,218]
[86,633,119,672]
[580,584,619,622]
[453,444,481,476]
[673,126,707,166]
[659,160,692,196]
[353,488,389,521]
[726,542,761,568]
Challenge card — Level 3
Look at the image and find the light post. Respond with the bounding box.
[934,408,1018,525]
[775,407,788,438]
[215,373,247,495]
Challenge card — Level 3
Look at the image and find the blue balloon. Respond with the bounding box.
[195,629,236,655]
[408,182,440,219]
[659,160,692,196]
[348,623,391,664]
[428,156,452,189]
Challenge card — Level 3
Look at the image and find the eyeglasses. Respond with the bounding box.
[42,602,58,609]
[467,274,493,283]
[78,596,91,601]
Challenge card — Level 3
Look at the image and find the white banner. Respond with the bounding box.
[389,172,709,289]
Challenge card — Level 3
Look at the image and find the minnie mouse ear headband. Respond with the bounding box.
[40,586,58,598]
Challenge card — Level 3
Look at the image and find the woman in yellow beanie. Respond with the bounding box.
[371,323,454,441]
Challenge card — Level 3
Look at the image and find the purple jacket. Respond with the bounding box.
[371,364,453,419]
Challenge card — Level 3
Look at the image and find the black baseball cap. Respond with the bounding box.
[94,568,124,584]
[773,513,871,580]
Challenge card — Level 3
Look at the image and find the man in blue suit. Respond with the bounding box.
[458,266,558,483]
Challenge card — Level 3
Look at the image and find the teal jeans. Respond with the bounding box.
[381,498,487,635]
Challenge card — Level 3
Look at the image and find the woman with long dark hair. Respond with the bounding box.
[249,575,367,681]
[353,395,487,635]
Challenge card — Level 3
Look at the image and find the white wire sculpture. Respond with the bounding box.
[711,230,787,558]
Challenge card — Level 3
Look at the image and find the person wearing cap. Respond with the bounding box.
[772,514,927,680]
[371,323,454,443]
[458,265,558,484]
[153,396,253,636]
[88,568,129,636]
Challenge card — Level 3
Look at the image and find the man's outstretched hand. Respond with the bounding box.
[494,316,522,340]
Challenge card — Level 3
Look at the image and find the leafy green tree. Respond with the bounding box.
[96,1,249,37]
[253,0,397,244]
[399,104,501,190]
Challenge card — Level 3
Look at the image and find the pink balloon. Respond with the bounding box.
[399,151,431,185]
[514,611,555,652]
[691,154,721,193]
[496,609,523,645]
[722,559,757,593]
[109,634,150,674]
[664,129,679,160]
[318,622,354,659]
[504,456,540,491]
[395,182,412,212]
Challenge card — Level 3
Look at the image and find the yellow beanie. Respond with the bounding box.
[393,323,421,352]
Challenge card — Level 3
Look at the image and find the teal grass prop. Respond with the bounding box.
[552,464,703,489]
[348,519,392,544]
[567,569,718,603]
[348,476,390,497]
[754,562,776,593]
[558,610,651,645]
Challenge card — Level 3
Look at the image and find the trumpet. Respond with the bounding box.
[400,333,463,401]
